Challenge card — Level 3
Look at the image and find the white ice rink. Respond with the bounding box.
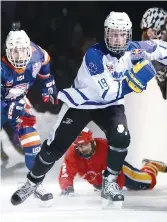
[1,175,167,222]
[1,78,167,222]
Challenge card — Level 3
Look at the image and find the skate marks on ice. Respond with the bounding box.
[122,188,167,212]
[1,162,25,179]
[1,180,167,222]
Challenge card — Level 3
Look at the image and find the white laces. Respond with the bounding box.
[104,180,122,197]
[35,184,48,195]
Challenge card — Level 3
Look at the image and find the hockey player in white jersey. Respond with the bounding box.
[11,11,167,207]
[140,7,167,99]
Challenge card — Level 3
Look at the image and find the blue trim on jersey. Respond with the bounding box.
[102,88,109,99]
[61,90,79,106]
[159,57,167,60]
[75,89,89,100]
[19,127,36,136]
[116,82,121,100]
[159,45,167,50]
[85,48,104,76]
[82,96,124,106]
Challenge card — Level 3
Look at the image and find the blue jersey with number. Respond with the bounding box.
[1,41,51,102]
[58,40,167,109]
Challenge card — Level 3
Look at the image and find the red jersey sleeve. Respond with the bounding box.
[59,145,78,191]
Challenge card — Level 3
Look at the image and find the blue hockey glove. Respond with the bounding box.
[125,60,156,93]
[3,100,36,127]
[41,75,57,105]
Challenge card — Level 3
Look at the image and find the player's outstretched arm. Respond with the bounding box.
[59,147,78,196]
[85,48,156,100]
[37,46,57,105]
[128,40,167,65]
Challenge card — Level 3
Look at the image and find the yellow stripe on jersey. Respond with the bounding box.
[122,165,152,184]
[142,163,158,176]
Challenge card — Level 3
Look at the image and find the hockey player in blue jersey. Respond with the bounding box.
[1,23,57,203]
[11,12,167,207]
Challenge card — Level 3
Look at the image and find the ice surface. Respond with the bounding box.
[1,174,167,222]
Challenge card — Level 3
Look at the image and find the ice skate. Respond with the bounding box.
[101,174,124,208]
[142,158,167,173]
[11,179,38,205]
[34,183,53,207]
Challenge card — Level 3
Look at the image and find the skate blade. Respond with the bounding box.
[39,199,53,208]
[102,198,123,209]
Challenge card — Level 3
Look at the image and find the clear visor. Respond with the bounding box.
[6,46,32,68]
[105,28,132,54]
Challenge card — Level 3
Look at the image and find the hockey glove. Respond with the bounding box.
[125,60,156,93]
[93,184,102,192]
[60,187,75,196]
[4,100,26,120]
[4,100,36,127]
[41,75,57,105]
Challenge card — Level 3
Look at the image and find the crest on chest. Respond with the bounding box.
[105,53,130,80]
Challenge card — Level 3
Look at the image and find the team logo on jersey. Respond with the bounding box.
[32,146,41,154]
[81,171,101,182]
[112,71,125,80]
[61,162,68,178]
[32,62,42,77]
[106,64,114,72]
[17,75,24,81]
[62,118,73,124]
[131,49,146,62]
[88,62,97,74]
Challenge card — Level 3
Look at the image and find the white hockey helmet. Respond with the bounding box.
[141,7,167,38]
[104,11,132,54]
[5,30,32,68]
